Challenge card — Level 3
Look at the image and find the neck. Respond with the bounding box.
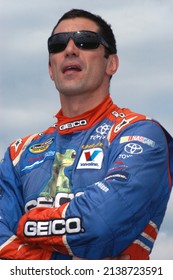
[56,95,114,135]
[59,91,109,118]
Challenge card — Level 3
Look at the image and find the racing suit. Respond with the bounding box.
[0,95,172,260]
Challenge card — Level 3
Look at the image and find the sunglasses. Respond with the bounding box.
[48,30,112,54]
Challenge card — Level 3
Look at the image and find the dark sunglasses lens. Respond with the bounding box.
[48,35,67,53]
[75,32,99,49]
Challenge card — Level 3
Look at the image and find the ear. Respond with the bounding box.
[48,61,54,81]
[106,54,119,76]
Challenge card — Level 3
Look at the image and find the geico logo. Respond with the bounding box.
[24,217,82,237]
[25,192,84,212]
[59,120,87,131]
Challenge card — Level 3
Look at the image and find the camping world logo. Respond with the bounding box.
[77,148,104,169]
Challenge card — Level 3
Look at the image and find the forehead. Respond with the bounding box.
[54,18,99,34]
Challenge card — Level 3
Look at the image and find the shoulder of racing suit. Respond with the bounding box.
[9,103,157,167]
[9,124,58,166]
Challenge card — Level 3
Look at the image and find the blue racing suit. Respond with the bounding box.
[0,95,172,259]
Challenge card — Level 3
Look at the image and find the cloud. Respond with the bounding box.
[151,231,173,260]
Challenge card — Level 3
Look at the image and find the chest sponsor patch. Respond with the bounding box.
[120,135,155,147]
[29,137,54,154]
[77,148,104,169]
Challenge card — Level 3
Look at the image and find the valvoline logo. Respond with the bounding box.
[84,150,101,161]
[77,148,104,169]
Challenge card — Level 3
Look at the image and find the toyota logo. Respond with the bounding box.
[96,124,111,136]
[124,143,143,154]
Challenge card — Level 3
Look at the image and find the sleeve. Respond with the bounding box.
[0,148,52,260]
[17,121,172,259]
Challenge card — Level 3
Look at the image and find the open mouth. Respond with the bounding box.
[62,64,82,74]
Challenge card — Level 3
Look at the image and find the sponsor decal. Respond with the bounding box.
[108,161,128,173]
[119,154,132,159]
[90,123,111,140]
[105,171,129,182]
[95,182,109,192]
[21,151,55,172]
[77,148,104,169]
[29,137,54,154]
[24,217,83,237]
[22,159,45,171]
[25,191,84,212]
[124,143,143,154]
[112,111,125,118]
[51,123,58,128]
[59,119,87,131]
[114,117,137,133]
[82,141,103,150]
[39,149,76,198]
[120,136,155,147]
[28,155,44,162]
[11,138,23,152]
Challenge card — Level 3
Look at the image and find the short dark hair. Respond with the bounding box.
[51,9,117,56]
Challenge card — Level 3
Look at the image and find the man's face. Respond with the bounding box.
[49,18,116,98]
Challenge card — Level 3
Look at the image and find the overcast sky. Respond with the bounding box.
[0,0,173,259]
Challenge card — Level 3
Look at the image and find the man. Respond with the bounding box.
[0,9,172,260]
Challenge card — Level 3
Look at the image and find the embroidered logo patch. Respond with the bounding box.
[29,137,54,154]
[77,148,104,169]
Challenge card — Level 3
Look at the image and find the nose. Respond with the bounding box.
[64,38,79,56]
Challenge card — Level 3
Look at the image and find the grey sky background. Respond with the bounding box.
[0,0,173,259]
